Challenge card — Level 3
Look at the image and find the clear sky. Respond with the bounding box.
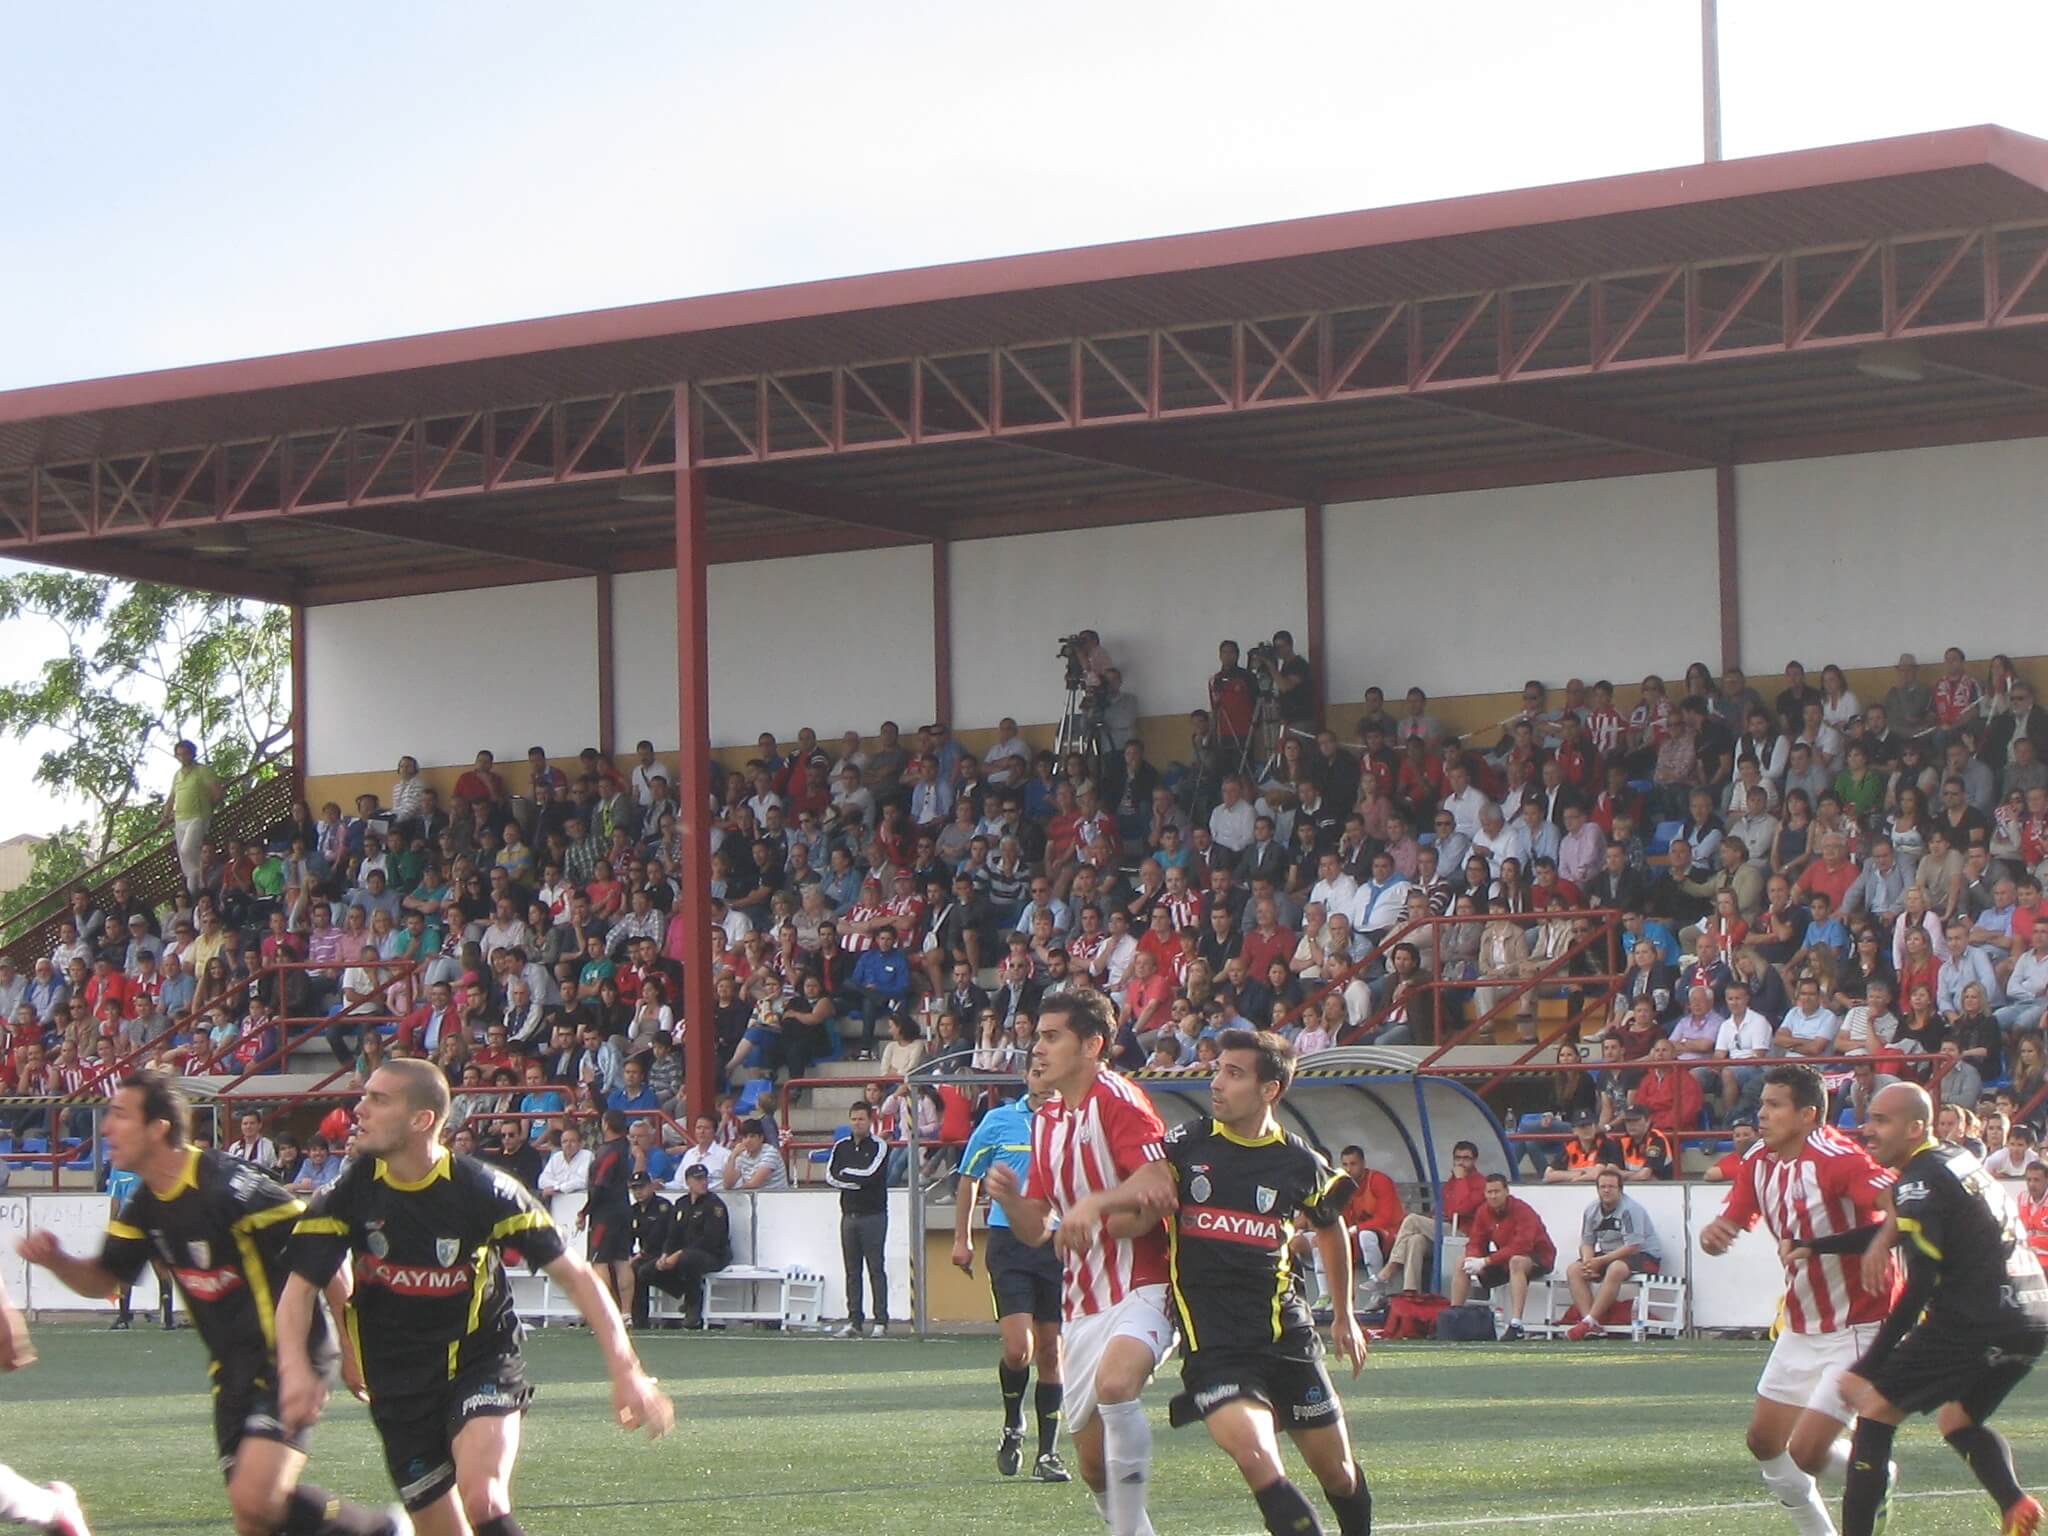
[2,0,2045,833]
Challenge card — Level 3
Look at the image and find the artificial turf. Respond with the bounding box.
[6,1325,2042,1534]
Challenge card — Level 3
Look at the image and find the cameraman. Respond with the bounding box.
[1209,641,1256,744]
[1068,629,1112,688]
[1260,628,1316,728]
[1097,666,1138,752]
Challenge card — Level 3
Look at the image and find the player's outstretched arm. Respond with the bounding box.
[542,1252,675,1440]
[274,1274,329,1429]
[16,1233,119,1304]
[1055,1160,1176,1260]
[1314,1220,1367,1376]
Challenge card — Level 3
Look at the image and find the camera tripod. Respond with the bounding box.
[1228,687,1285,782]
[1054,678,1114,768]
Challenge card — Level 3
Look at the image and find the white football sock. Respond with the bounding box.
[1098,1398,1157,1536]
[1819,1437,1852,1486]
[1759,1450,1837,1536]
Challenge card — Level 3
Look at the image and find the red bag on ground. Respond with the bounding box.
[1382,1291,1451,1340]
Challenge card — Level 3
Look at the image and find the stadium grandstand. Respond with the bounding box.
[0,121,2046,1344]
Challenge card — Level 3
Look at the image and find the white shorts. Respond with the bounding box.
[1061,1284,1175,1432]
[1756,1323,1880,1422]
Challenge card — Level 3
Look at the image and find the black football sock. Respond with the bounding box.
[1841,1417,1898,1536]
[1323,1467,1373,1536]
[280,1485,396,1536]
[1254,1477,1324,1535]
[999,1361,1028,1432]
[474,1518,529,1536]
[1946,1422,2026,1513]
[1035,1380,1064,1456]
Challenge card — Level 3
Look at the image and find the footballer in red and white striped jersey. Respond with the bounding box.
[1715,1126,1899,1332]
[1027,1070,1170,1319]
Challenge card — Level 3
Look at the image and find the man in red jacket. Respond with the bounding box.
[1376,1140,1489,1293]
[1337,1145,1403,1276]
[1448,1173,1557,1340]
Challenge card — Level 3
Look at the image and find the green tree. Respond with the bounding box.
[0,571,289,917]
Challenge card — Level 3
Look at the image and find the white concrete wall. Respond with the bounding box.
[305,578,598,774]
[1736,438,2048,669]
[611,546,935,750]
[1322,472,1721,701]
[947,508,1307,730]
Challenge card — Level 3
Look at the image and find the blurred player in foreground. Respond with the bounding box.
[0,1269,86,1535]
[275,1060,672,1536]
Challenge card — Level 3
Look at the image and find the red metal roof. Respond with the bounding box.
[4,124,2048,607]
[5,124,2047,463]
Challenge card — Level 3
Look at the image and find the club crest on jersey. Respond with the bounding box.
[1189,1174,1212,1204]
[1255,1186,1278,1213]
[186,1240,210,1268]
[436,1237,461,1267]
[366,1222,389,1259]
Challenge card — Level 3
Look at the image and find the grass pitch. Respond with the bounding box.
[7,1325,2044,1534]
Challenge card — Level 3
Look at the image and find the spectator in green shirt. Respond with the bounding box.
[167,739,221,897]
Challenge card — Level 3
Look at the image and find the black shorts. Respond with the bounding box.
[1860,1322,2046,1421]
[1169,1345,1341,1432]
[1475,1259,1552,1291]
[213,1369,311,1476]
[987,1227,1062,1325]
[588,1211,635,1263]
[370,1354,533,1513]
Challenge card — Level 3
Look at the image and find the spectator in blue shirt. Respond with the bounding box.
[519,1065,567,1144]
[850,926,913,1060]
[608,1056,662,1116]
[1618,909,1680,967]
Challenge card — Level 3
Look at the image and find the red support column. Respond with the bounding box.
[1303,503,1326,723]
[675,392,717,1123]
[595,572,616,760]
[1715,465,1740,672]
[931,538,952,726]
[288,603,308,801]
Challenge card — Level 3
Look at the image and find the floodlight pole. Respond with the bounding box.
[1701,0,1723,163]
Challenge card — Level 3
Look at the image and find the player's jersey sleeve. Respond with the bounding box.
[467,1157,568,1268]
[1717,1154,1762,1230]
[1824,1144,1896,1222]
[1293,1141,1353,1229]
[98,1188,153,1287]
[289,1160,367,1287]
[1102,1082,1167,1178]
[1891,1154,1950,1263]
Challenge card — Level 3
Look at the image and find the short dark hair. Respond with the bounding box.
[1763,1063,1827,1115]
[601,1109,628,1136]
[1341,1144,1365,1160]
[1452,1139,1479,1158]
[118,1070,189,1148]
[1483,1172,1510,1189]
[739,1117,766,1139]
[1215,1028,1296,1094]
[1039,991,1116,1051]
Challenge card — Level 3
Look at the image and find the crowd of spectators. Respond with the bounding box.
[6,637,2047,1193]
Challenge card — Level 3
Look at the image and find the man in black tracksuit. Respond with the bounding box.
[636,1163,730,1328]
[826,1103,891,1336]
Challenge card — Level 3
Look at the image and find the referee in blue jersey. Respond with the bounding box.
[954,1065,1070,1483]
